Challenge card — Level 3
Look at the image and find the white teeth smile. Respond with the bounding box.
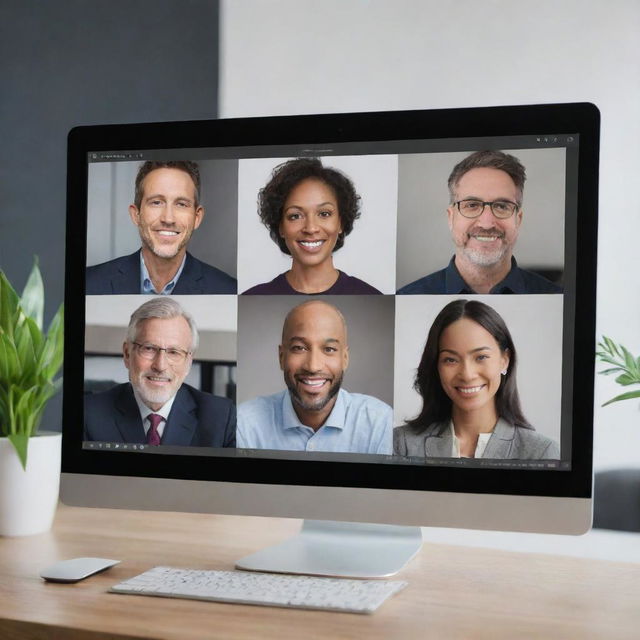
[299,241,323,248]
[472,235,500,242]
[458,385,484,394]
[300,378,327,387]
[157,231,179,236]
[147,376,170,382]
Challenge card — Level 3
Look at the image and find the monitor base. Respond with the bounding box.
[235,519,423,578]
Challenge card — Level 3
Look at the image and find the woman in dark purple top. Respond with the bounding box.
[242,158,381,295]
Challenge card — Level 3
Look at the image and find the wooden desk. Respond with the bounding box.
[1,504,638,639]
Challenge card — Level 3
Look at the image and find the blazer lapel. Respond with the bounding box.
[483,418,515,459]
[423,422,453,457]
[114,384,147,444]
[111,251,141,294]
[173,253,201,294]
[161,386,198,446]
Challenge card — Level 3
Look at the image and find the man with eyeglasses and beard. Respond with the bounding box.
[84,297,235,447]
[397,150,562,295]
[237,300,393,454]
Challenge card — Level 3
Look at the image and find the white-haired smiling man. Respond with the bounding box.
[84,297,235,447]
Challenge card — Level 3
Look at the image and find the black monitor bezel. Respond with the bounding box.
[64,103,599,499]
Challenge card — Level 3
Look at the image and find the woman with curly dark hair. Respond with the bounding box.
[242,158,381,294]
[394,299,559,459]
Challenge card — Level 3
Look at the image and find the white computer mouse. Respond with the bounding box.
[40,557,120,583]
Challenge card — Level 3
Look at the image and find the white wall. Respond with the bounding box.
[220,0,640,472]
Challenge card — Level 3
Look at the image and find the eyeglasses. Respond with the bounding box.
[454,199,520,219]
[132,342,191,364]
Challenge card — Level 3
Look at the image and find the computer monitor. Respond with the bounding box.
[62,103,599,577]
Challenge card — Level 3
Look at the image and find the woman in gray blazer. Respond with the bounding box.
[394,299,559,460]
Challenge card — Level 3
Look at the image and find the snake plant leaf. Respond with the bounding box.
[19,258,44,330]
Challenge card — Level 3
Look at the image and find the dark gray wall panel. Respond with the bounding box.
[0,0,219,429]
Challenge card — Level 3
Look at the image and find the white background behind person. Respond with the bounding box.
[237,155,398,294]
[394,294,562,443]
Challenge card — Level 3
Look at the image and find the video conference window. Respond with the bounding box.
[236,296,395,455]
[86,159,238,295]
[394,295,562,461]
[83,295,237,448]
[82,138,575,470]
[396,148,565,295]
[237,155,398,295]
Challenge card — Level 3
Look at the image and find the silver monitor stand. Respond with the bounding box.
[235,520,423,578]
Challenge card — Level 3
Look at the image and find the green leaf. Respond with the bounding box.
[0,334,21,382]
[40,305,64,380]
[615,373,639,386]
[621,346,639,377]
[0,260,64,466]
[0,271,20,340]
[597,356,622,368]
[603,336,620,357]
[598,367,624,376]
[16,387,41,437]
[7,432,29,470]
[15,316,37,384]
[602,390,640,406]
[19,258,44,330]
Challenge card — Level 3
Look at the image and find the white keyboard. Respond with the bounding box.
[110,566,407,614]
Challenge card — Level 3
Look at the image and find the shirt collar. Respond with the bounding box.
[281,389,346,431]
[444,256,524,294]
[140,251,187,295]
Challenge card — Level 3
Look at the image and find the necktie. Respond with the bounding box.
[146,413,163,446]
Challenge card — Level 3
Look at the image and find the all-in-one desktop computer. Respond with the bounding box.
[61,103,599,580]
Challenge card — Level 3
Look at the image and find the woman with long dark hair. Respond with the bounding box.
[394,299,559,459]
[242,157,381,295]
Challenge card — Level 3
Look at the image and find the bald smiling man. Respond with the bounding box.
[237,300,393,454]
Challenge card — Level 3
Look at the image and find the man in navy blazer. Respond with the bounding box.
[86,250,236,295]
[86,160,236,295]
[84,297,236,447]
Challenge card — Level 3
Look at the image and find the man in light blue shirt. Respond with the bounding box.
[237,300,393,454]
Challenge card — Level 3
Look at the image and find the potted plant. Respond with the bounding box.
[0,259,64,536]
[596,337,640,405]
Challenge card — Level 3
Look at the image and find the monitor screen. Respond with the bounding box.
[62,104,599,535]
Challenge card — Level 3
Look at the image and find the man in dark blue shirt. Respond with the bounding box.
[397,151,561,295]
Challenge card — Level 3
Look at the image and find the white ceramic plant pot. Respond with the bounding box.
[0,431,61,536]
